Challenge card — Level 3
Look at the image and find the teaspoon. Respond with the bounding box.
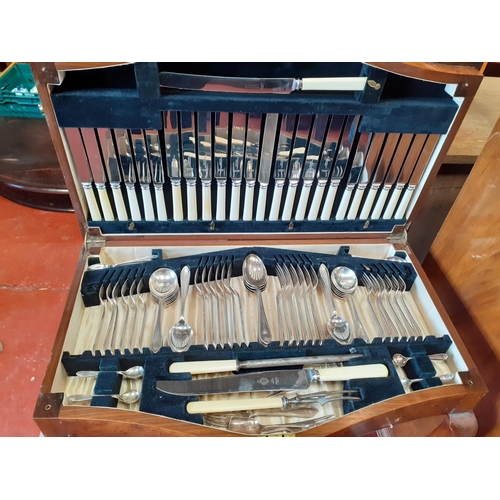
[392,353,448,367]
[68,390,141,404]
[168,266,194,352]
[400,373,455,388]
[75,366,144,379]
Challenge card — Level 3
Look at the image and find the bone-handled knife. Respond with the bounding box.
[346,133,385,220]
[255,113,279,221]
[130,129,155,221]
[242,113,262,221]
[180,112,198,220]
[214,112,230,221]
[268,114,296,221]
[307,115,344,220]
[382,134,427,219]
[64,128,102,221]
[295,114,329,221]
[281,114,313,221]
[145,129,168,221]
[164,110,183,221]
[229,113,247,221]
[115,129,141,221]
[371,134,413,220]
[80,128,115,221]
[156,363,389,396]
[359,133,399,219]
[394,134,441,219]
[197,111,213,221]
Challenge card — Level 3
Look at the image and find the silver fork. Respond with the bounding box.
[92,283,107,354]
[194,258,208,349]
[303,257,325,344]
[227,257,246,345]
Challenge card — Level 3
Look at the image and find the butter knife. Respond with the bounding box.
[130,129,155,221]
[64,128,102,221]
[164,110,183,221]
[145,129,168,221]
[197,111,213,221]
[180,112,198,220]
[80,128,114,221]
[229,113,247,221]
[242,113,262,221]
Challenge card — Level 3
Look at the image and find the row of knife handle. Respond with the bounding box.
[64,113,441,224]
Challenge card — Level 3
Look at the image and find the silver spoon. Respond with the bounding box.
[68,390,141,404]
[149,268,178,353]
[400,373,455,388]
[393,353,449,367]
[168,266,194,352]
[318,264,350,343]
[75,366,144,379]
[242,254,272,346]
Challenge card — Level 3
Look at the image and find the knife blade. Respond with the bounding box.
[64,128,102,221]
[130,129,155,221]
[80,128,115,221]
[295,114,330,221]
[229,113,247,221]
[164,110,183,221]
[394,134,441,219]
[281,114,313,221]
[307,115,345,220]
[255,113,279,221]
[145,129,168,221]
[158,72,368,94]
[169,353,364,374]
[197,111,213,221]
[156,363,388,396]
[320,115,361,220]
[242,113,262,221]
[382,134,427,219]
[214,112,230,221]
[180,112,198,221]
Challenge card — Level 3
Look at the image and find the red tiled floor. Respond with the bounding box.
[0,195,82,436]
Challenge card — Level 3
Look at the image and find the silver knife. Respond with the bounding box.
[80,128,115,221]
[197,111,213,221]
[295,114,329,221]
[320,115,361,220]
[164,111,183,221]
[229,113,247,221]
[393,134,441,219]
[382,134,428,219]
[145,129,168,221]
[307,115,345,220]
[158,72,368,94]
[255,113,279,221]
[281,114,313,221]
[115,129,141,221]
[180,112,198,221]
[242,113,262,221]
[64,128,102,221]
[268,114,296,221]
[130,129,155,221]
[214,112,230,221]
[156,363,389,396]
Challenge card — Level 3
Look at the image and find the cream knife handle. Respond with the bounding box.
[347,186,364,220]
[307,183,325,220]
[216,182,226,221]
[97,186,115,221]
[186,182,197,221]
[187,397,284,414]
[395,185,415,219]
[281,183,297,221]
[335,185,354,220]
[171,182,183,221]
[255,186,268,221]
[382,184,403,219]
[112,186,128,221]
[202,183,212,221]
[170,359,239,374]
[243,182,255,221]
[320,183,338,220]
[269,183,284,221]
[155,187,168,221]
[83,186,102,221]
[359,185,378,219]
[295,184,311,221]
[142,186,155,221]
[229,183,241,221]
[371,185,390,219]
[127,186,142,221]
[317,364,388,381]
[301,77,367,92]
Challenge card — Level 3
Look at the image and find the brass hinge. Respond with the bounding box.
[387,226,408,246]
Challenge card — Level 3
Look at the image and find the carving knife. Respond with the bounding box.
[145,129,168,221]
[295,114,329,221]
[307,115,344,220]
[80,128,115,221]
[242,113,262,221]
[158,71,368,93]
[169,353,364,374]
[229,113,247,221]
[214,112,230,220]
[64,128,102,221]
[382,134,427,219]
[281,114,313,221]
[346,133,385,220]
[156,363,389,396]
[393,134,441,219]
[180,112,198,220]
[371,134,413,220]
[320,115,361,220]
[268,114,296,221]
[197,111,213,221]
[115,129,141,221]
[130,129,155,221]
[255,113,279,221]
[164,111,183,221]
